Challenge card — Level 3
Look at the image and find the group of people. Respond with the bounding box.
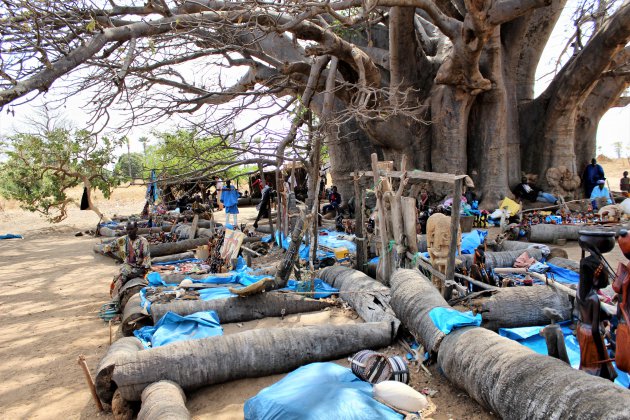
[514,158,620,210]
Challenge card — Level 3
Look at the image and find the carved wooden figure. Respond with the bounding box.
[426,213,461,290]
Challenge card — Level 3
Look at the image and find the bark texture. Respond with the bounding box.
[111,322,392,401]
[474,285,572,330]
[389,268,449,353]
[137,381,190,420]
[95,337,144,404]
[319,266,400,335]
[438,327,630,419]
[149,293,333,324]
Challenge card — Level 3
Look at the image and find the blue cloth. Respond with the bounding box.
[590,186,612,207]
[0,234,22,239]
[274,229,356,262]
[244,363,402,420]
[429,307,482,334]
[134,310,223,348]
[547,262,580,284]
[500,322,629,388]
[537,192,557,203]
[221,186,240,210]
[460,229,488,254]
[224,204,239,214]
[280,279,339,299]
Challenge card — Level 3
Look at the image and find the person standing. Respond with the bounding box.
[582,158,605,199]
[253,184,271,229]
[216,176,224,210]
[221,179,239,228]
[620,171,630,194]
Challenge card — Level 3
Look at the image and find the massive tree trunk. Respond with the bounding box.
[107,322,392,401]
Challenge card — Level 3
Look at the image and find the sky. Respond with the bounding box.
[0,2,628,159]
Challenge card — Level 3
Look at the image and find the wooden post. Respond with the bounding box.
[371,153,391,284]
[190,214,199,239]
[354,174,365,272]
[444,178,463,299]
[78,355,104,412]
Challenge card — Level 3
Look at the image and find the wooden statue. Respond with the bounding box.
[426,213,461,290]
[577,254,617,380]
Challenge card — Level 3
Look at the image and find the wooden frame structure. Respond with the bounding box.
[351,153,467,293]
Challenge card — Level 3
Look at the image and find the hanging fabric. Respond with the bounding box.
[80,187,89,210]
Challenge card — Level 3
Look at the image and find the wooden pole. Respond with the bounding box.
[353,174,365,272]
[78,355,104,412]
[444,178,463,299]
[371,153,391,284]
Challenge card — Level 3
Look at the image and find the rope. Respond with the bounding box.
[387,240,396,252]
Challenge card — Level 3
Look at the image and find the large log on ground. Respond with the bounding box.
[150,293,333,324]
[496,240,545,251]
[527,224,583,242]
[319,266,400,335]
[150,251,195,264]
[438,327,630,419]
[458,249,544,271]
[137,381,190,420]
[547,256,579,272]
[149,238,209,257]
[121,293,151,336]
[112,322,392,401]
[473,286,572,330]
[389,269,449,353]
[118,277,148,311]
[95,337,144,403]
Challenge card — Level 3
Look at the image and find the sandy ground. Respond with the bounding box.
[2,158,628,419]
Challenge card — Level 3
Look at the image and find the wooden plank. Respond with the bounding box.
[371,153,391,284]
[444,178,463,299]
[350,170,467,184]
[354,174,365,273]
[190,214,199,239]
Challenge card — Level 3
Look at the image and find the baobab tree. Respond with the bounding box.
[1,0,629,205]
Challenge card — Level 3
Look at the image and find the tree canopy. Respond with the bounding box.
[0,1,628,204]
[0,126,121,222]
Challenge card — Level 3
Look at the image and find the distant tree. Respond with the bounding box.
[613,141,624,158]
[114,153,145,181]
[0,127,121,222]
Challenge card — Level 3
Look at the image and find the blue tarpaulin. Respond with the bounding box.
[244,363,402,420]
[460,229,488,254]
[0,234,22,240]
[546,262,580,284]
[280,279,339,299]
[273,229,357,261]
[500,322,630,388]
[134,310,223,348]
[429,307,482,334]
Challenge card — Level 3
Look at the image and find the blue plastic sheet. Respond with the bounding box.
[134,310,223,348]
[547,262,580,284]
[500,322,630,388]
[0,234,22,240]
[429,307,482,334]
[460,229,488,254]
[280,279,339,299]
[244,363,402,420]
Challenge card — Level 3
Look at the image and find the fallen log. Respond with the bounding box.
[319,266,400,335]
[121,293,151,336]
[527,224,627,243]
[137,381,190,420]
[438,327,630,419]
[387,270,630,419]
[546,256,579,272]
[458,249,544,271]
[150,293,333,324]
[95,337,144,403]
[149,238,209,257]
[496,240,545,251]
[472,286,572,331]
[389,269,449,353]
[110,322,392,401]
[118,277,148,311]
[151,251,195,264]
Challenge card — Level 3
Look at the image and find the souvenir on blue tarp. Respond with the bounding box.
[546,263,580,284]
[152,258,202,266]
[244,363,402,420]
[281,279,339,299]
[429,307,482,334]
[134,310,223,348]
[499,322,630,388]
